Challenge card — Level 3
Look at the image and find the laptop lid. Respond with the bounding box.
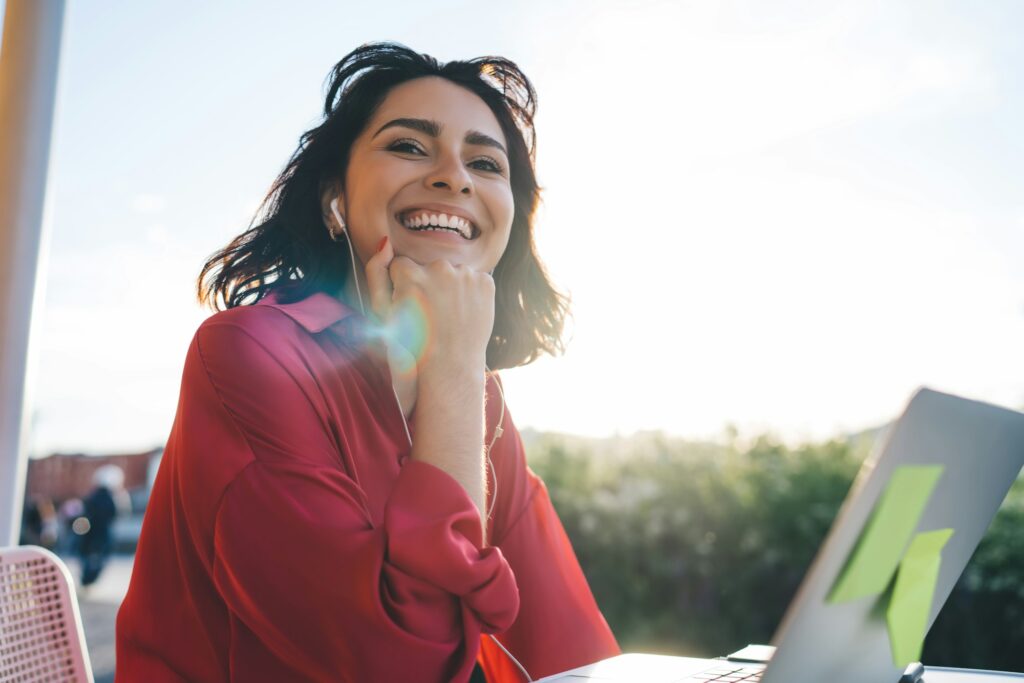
[762,388,1024,683]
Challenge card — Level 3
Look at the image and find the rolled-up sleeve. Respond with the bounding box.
[196,318,519,682]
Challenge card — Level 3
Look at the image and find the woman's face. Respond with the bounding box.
[327,76,515,273]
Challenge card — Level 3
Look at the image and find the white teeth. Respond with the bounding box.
[400,210,474,239]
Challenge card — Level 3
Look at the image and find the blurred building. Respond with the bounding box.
[24,448,162,553]
[26,448,161,505]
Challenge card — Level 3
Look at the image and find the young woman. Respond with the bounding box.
[116,42,619,682]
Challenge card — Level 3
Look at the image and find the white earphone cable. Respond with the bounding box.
[329,199,367,318]
[329,201,531,681]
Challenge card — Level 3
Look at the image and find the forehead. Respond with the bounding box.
[366,76,507,147]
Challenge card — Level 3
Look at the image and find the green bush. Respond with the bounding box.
[527,432,1024,670]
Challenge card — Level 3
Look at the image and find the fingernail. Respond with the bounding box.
[376,236,389,253]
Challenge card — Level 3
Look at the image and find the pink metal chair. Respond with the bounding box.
[0,545,94,682]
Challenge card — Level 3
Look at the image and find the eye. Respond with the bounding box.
[388,138,426,155]
[470,156,506,175]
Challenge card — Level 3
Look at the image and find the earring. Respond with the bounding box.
[328,197,347,242]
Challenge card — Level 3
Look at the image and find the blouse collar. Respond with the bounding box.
[255,288,358,334]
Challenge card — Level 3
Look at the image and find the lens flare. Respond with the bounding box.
[351,296,431,376]
[385,297,430,373]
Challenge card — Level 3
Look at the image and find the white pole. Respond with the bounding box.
[0,0,66,547]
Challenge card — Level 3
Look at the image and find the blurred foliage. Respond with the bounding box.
[525,430,1024,670]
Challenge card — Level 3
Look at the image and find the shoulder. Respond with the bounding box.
[197,301,306,345]
[191,295,332,371]
[192,288,357,354]
[181,305,318,403]
[183,295,367,418]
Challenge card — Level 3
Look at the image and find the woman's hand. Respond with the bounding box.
[386,254,495,377]
[363,237,496,410]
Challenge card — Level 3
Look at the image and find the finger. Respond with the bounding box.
[388,256,426,301]
[364,236,395,324]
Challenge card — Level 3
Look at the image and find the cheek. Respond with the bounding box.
[348,156,410,202]
[349,167,400,220]
[490,186,516,236]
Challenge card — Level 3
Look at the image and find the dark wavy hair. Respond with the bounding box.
[197,42,569,370]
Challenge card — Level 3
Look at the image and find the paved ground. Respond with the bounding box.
[61,553,135,683]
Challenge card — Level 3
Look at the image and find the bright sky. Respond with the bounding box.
[9,0,1024,455]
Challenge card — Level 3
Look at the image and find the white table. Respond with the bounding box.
[923,667,1024,681]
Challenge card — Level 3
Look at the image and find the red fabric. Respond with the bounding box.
[115,289,619,682]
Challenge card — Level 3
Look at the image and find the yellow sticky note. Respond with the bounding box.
[886,528,954,666]
[884,528,954,667]
[828,465,944,604]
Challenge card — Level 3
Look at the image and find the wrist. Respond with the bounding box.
[419,353,486,384]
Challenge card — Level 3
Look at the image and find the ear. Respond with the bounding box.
[319,179,345,228]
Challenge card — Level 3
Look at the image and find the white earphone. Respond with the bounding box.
[328,197,367,318]
[328,196,346,234]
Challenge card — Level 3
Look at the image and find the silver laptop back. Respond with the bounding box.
[762,388,1024,683]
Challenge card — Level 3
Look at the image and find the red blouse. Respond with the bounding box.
[115,289,619,682]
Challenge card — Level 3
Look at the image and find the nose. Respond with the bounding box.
[425,152,473,195]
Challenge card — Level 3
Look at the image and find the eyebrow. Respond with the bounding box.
[372,117,507,156]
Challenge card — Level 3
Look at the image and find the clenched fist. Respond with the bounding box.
[364,237,495,377]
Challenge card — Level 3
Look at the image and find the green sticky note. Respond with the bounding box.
[886,528,954,666]
[828,465,944,603]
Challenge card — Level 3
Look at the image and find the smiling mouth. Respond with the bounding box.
[397,210,479,240]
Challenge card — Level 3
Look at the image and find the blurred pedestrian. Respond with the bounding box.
[78,464,128,587]
[38,496,60,550]
[58,497,84,555]
[20,496,41,546]
[19,494,57,548]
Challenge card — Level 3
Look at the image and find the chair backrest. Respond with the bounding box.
[0,545,94,682]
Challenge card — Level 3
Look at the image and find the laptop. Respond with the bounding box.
[537,388,1024,683]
